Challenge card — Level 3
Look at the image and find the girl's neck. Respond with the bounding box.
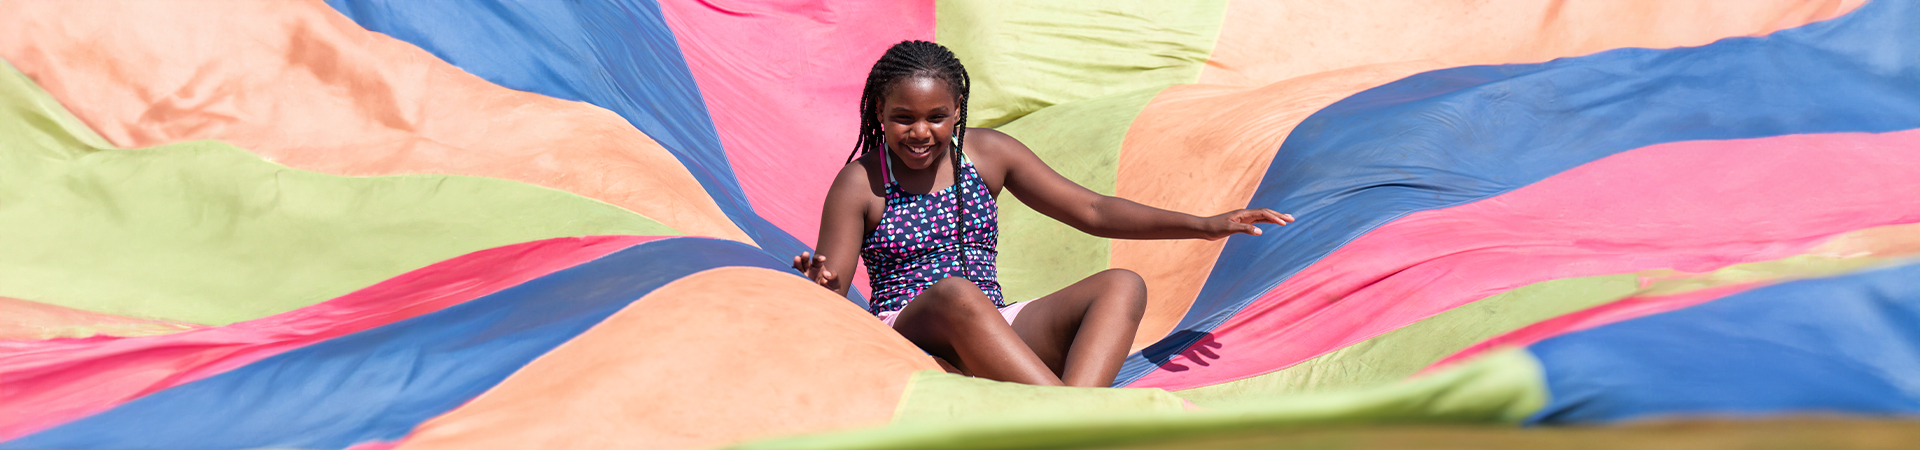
[886,150,957,195]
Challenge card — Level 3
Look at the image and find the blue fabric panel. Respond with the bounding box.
[323,0,820,291]
[1527,260,1920,424]
[2,238,793,450]
[1118,0,1920,385]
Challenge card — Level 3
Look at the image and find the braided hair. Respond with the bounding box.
[848,40,976,277]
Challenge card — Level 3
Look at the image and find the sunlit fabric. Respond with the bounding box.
[4,1,1917,448]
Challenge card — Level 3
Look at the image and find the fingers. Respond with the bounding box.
[792,252,831,267]
[797,252,835,284]
[794,251,833,286]
[1271,209,1295,224]
[1225,208,1298,238]
[1236,208,1295,226]
[794,251,841,291]
[1254,208,1293,225]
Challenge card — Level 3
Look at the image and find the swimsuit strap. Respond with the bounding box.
[881,152,973,190]
[880,152,895,186]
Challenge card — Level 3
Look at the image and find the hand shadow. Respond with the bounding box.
[1140,330,1225,372]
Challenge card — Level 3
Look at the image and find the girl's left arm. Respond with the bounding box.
[978,129,1293,241]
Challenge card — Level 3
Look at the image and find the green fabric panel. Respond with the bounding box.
[0,60,677,325]
[1176,253,1909,402]
[990,86,1163,302]
[731,350,1547,450]
[1631,254,1905,297]
[894,370,1189,425]
[1188,348,1548,419]
[937,0,1228,128]
[1178,275,1639,401]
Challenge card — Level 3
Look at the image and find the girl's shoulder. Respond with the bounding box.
[961,127,1029,190]
[829,151,889,200]
[962,127,1018,161]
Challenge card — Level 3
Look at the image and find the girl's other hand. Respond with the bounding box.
[1202,208,1294,240]
[791,251,839,290]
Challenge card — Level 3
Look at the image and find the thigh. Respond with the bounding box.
[1008,272,1126,373]
[890,277,1006,359]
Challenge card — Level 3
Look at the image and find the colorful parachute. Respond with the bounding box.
[3,0,1917,448]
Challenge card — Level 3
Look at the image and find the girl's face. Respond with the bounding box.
[878,77,957,171]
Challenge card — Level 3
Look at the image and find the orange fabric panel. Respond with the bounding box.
[392,267,936,450]
[1114,64,1437,351]
[0,297,199,341]
[0,1,748,243]
[1113,0,1864,348]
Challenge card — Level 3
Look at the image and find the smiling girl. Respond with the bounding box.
[793,40,1293,387]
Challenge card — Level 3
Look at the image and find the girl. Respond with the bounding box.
[793,40,1293,387]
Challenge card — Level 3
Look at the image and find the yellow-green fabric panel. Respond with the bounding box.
[991,86,1163,302]
[937,0,1229,127]
[0,60,676,325]
[894,370,1188,426]
[1177,253,1911,402]
[1630,254,1909,298]
[1179,275,1639,402]
[732,350,1547,450]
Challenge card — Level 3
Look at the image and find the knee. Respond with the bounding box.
[1096,269,1147,298]
[1098,268,1146,290]
[1095,269,1148,313]
[927,276,985,299]
[918,277,998,321]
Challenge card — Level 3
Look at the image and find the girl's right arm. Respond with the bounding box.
[793,162,873,297]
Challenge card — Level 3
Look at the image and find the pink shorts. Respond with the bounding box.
[877,299,1032,328]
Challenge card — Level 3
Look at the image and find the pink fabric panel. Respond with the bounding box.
[656,1,934,254]
[0,235,658,440]
[1419,284,1758,375]
[345,441,402,450]
[1132,130,1920,391]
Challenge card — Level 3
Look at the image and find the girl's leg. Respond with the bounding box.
[1010,269,1148,387]
[892,277,1063,386]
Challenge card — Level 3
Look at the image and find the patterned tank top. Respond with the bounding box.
[861,154,1003,315]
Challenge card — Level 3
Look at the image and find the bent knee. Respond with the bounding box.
[1095,269,1149,311]
[927,276,984,298]
[1097,269,1147,295]
[914,277,998,318]
[1097,268,1146,289]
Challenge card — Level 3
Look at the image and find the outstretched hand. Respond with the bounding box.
[1201,208,1295,240]
[791,251,838,291]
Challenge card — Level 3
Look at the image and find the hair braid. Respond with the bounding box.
[849,41,977,284]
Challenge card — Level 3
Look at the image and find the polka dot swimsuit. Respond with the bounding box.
[861,154,1003,315]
